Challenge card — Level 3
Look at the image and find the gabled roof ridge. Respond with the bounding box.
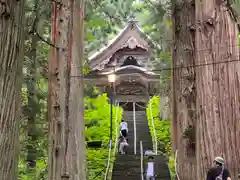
[88,23,130,61]
[100,65,156,75]
[88,21,161,62]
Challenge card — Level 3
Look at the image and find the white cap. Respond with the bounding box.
[214,156,224,165]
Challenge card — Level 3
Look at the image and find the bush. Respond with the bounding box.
[146,96,171,155]
[18,93,122,180]
[85,94,122,180]
[146,96,176,179]
[168,155,176,180]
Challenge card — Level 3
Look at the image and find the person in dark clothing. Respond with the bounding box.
[206,156,231,180]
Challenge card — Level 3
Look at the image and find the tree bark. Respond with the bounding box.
[172,0,197,179]
[25,0,42,173]
[48,0,86,179]
[0,0,24,179]
[26,32,38,172]
[195,0,240,179]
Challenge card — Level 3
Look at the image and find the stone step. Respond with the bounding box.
[112,111,171,180]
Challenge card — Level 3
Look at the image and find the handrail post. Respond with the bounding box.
[175,150,180,180]
[140,141,144,180]
[133,102,136,155]
[104,102,120,180]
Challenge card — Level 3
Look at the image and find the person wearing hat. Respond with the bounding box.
[144,147,155,156]
[206,156,231,180]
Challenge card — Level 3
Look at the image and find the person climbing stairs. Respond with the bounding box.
[111,110,171,180]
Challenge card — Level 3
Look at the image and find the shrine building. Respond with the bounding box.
[85,19,161,110]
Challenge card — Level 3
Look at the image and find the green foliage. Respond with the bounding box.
[231,0,240,18]
[19,93,122,180]
[146,96,175,179]
[18,158,47,180]
[182,125,195,142]
[133,1,172,92]
[19,77,49,180]
[85,94,122,180]
[168,155,176,180]
[19,0,172,179]
[147,96,171,155]
[85,0,136,53]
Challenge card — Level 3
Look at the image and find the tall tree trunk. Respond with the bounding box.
[195,0,240,179]
[68,0,86,178]
[172,0,197,179]
[48,0,86,179]
[0,1,24,180]
[26,32,38,173]
[25,0,41,173]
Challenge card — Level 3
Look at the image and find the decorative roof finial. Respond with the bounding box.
[128,14,138,24]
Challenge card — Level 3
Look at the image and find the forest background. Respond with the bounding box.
[20,0,173,179]
[1,0,240,179]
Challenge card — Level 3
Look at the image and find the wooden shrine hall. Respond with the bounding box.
[85,19,160,111]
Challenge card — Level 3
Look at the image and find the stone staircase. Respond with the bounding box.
[111,110,171,180]
[135,111,153,153]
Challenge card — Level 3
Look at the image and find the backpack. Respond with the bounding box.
[215,167,224,180]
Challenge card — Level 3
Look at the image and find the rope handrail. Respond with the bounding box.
[135,102,148,109]
[91,167,106,180]
[140,141,144,180]
[175,149,180,180]
[120,101,129,107]
[134,98,158,154]
[149,102,158,155]
[104,140,112,180]
[135,100,158,155]
[104,102,120,180]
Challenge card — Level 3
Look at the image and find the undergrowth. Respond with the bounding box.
[146,96,175,179]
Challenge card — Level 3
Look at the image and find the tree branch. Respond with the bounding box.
[89,0,122,24]
[28,2,60,49]
[36,32,60,49]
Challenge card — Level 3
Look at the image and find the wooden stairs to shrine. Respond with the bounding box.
[111,111,171,180]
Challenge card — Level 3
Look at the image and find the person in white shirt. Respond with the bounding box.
[145,156,156,180]
[120,120,128,138]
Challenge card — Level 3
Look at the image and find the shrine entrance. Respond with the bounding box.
[84,20,171,180]
[119,102,145,111]
[85,19,160,108]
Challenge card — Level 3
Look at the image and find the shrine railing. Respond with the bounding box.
[175,149,180,180]
[140,140,144,180]
[133,102,137,154]
[149,101,158,154]
[134,101,158,154]
[104,101,120,180]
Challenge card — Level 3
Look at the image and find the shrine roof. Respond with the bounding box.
[101,65,156,75]
[88,19,161,69]
[85,65,160,81]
